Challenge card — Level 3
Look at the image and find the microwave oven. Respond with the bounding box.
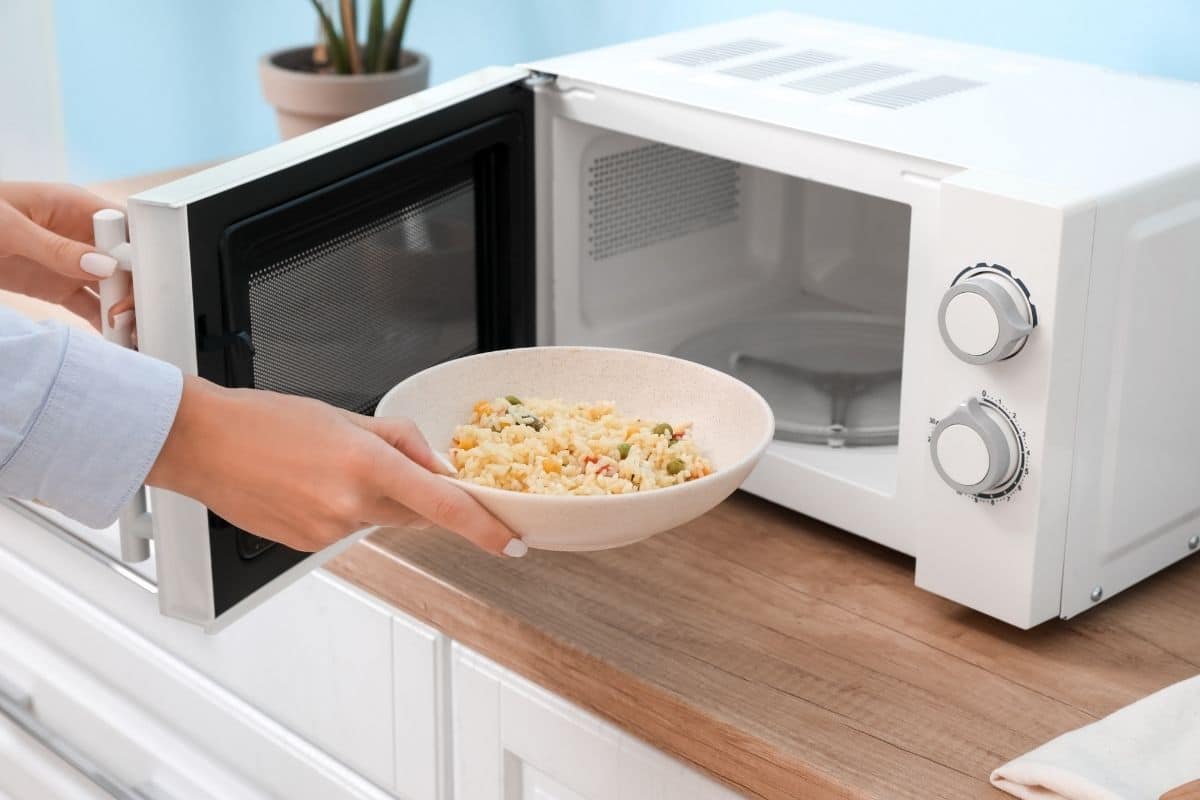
[70,13,1200,630]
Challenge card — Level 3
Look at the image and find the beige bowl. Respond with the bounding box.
[375,346,775,550]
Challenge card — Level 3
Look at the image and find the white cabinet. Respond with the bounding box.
[0,515,395,800]
[0,503,398,792]
[177,572,397,786]
[0,613,268,799]
[450,645,742,800]
[0,504,742,800]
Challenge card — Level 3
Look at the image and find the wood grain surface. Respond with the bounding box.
[329,493,1200,799]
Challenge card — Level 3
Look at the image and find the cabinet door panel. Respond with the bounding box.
[180,571,396,786]
[519,763,590,800]
[393,613,451,800]
[498,677,622,799]
[450,644,742,800]
[451,646,505,800]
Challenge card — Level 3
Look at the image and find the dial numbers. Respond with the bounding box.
[929,393,1028,502]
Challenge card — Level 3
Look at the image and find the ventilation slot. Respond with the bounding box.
[587,144,740,262]
[785,62,911,94]
[659,38,781,67]
[718,49,844,80]
[852,75,985,109]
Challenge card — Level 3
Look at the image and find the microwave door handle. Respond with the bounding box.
[93,210,153,564]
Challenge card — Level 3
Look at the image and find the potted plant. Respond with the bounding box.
[260,0,428,138]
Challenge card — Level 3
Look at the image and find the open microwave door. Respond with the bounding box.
[124,66,535,629]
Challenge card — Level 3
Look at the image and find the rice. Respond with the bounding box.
[449,396,714,495]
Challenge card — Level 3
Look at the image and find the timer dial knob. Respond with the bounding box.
[930,397,1021,495]
[938,267,1034,364]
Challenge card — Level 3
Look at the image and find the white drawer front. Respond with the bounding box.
[0,613,267,800]
[0,503,400,790]
[0,525,395,800]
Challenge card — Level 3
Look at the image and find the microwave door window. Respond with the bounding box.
[246,181,478,413]
[160,78,534,623]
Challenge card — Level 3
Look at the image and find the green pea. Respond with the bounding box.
[617,442,631,460]
[505,395,522,406]
[652,423,673,437]
[667,459,685,475]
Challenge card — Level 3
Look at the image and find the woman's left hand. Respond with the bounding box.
[0,182,120,328]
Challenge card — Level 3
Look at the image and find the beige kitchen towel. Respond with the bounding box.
[991,674,1200,800]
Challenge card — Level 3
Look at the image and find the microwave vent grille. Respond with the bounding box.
[851,75,985,109]
[587,143,740,262]
[784,62,912,94]
[659,38,781,67]
[719,49,844,80]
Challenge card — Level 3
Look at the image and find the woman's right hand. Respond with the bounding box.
[146,375,526,557]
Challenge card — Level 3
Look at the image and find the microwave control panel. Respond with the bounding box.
[928,391,1029,503]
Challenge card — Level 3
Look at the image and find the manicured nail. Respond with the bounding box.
[80,252,117,278]
[502,538,528,558]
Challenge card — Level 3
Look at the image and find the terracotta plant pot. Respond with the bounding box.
[259,46,430,139]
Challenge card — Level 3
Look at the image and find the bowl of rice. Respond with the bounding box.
[375,346,774,550]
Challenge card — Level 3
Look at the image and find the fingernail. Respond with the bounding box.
[409,517,434,530]
[81,252,117,278]
[502,538,528,558]
[111,310,134,330]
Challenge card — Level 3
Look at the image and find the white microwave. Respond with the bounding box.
[67,13,1200,629]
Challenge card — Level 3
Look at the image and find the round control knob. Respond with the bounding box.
[930,397,1020,495]
[938,268,1034,364]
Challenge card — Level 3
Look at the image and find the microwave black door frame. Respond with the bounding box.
[180,80,535,617]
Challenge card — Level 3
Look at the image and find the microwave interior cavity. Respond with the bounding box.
[552,122,912,456]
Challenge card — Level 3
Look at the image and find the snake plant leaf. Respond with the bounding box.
[339,0,363,73]
[306,0,350,73]
[378,0,413,72]
[364,0,385,73]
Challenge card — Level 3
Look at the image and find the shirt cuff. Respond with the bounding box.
[2,328,183,528]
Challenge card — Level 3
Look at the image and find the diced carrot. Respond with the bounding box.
[543,458,561,473]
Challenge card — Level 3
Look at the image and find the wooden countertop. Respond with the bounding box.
[72,163,1200,798]
[329,493,1200,799]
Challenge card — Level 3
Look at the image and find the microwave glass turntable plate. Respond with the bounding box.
[673,311,904,447]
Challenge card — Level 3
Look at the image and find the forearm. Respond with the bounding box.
[0,307,182,527]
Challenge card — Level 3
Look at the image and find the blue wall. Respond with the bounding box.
[54,0,1200,183]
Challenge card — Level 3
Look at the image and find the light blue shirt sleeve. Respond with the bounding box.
[0,306,183,528]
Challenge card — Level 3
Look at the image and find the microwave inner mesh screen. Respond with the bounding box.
[587,143,740,261]
[247,180,477,414]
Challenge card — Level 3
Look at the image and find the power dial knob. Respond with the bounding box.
[938,266,1035,364]
[930,397,1021,496]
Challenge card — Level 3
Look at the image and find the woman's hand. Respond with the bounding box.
[0,182,119,328]
[147,376,526,557]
